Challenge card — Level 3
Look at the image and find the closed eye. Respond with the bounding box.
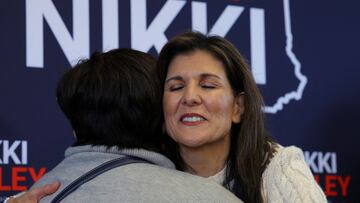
[169,85,184,91]
[201,85,216,89]
[200,82,217,89]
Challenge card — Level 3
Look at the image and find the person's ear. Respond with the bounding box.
[232,92,245,124]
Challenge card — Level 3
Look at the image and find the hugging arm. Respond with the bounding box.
[6,181,60,203]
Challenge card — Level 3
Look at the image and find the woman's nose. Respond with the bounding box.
[182,86,201,106]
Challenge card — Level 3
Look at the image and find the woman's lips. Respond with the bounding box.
[180,113,206,126]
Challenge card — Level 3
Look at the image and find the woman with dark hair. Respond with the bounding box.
[157,32,326,203]
[8,33,326,203]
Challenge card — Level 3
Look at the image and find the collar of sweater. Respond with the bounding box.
[64,145,175,170]
[207,166,227,185]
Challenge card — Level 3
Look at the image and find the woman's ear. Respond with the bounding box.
[232,92,245,124]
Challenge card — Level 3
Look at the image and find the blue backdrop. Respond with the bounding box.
[1,0,359,202]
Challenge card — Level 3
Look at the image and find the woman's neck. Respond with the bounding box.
[179,136,230,177]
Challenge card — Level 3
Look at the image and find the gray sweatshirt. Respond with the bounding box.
[32,145,242,203]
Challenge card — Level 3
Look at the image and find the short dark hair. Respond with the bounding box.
[56,48,162,151]
[157,32,275,203]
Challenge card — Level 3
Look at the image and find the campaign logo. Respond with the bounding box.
[304,151,351,199]
[25,0,306,113]
[0,140,46,198]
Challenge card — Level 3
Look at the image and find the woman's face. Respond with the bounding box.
[163,50,244,149]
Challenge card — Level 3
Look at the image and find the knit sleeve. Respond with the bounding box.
[262,146,327,203]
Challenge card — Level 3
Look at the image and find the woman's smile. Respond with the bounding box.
[180,113,207,126]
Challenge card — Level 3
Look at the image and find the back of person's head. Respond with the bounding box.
[56,48,162,151]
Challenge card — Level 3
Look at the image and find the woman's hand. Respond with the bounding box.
[7,181,60,203]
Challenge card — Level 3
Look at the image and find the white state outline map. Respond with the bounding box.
[264,0,307,114]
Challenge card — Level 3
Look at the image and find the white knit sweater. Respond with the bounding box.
[261,146,327,203]
[208,145,327,202]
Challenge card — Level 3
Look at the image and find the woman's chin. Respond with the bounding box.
[178,138,207,149]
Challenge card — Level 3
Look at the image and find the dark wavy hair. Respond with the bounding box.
[157,32,276,203]
[56,48,163,152]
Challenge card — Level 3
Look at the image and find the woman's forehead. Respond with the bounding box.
[167,50,226,76]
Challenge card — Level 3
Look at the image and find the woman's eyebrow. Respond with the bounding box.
[200,73,221,80]
[165,76,183,83]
